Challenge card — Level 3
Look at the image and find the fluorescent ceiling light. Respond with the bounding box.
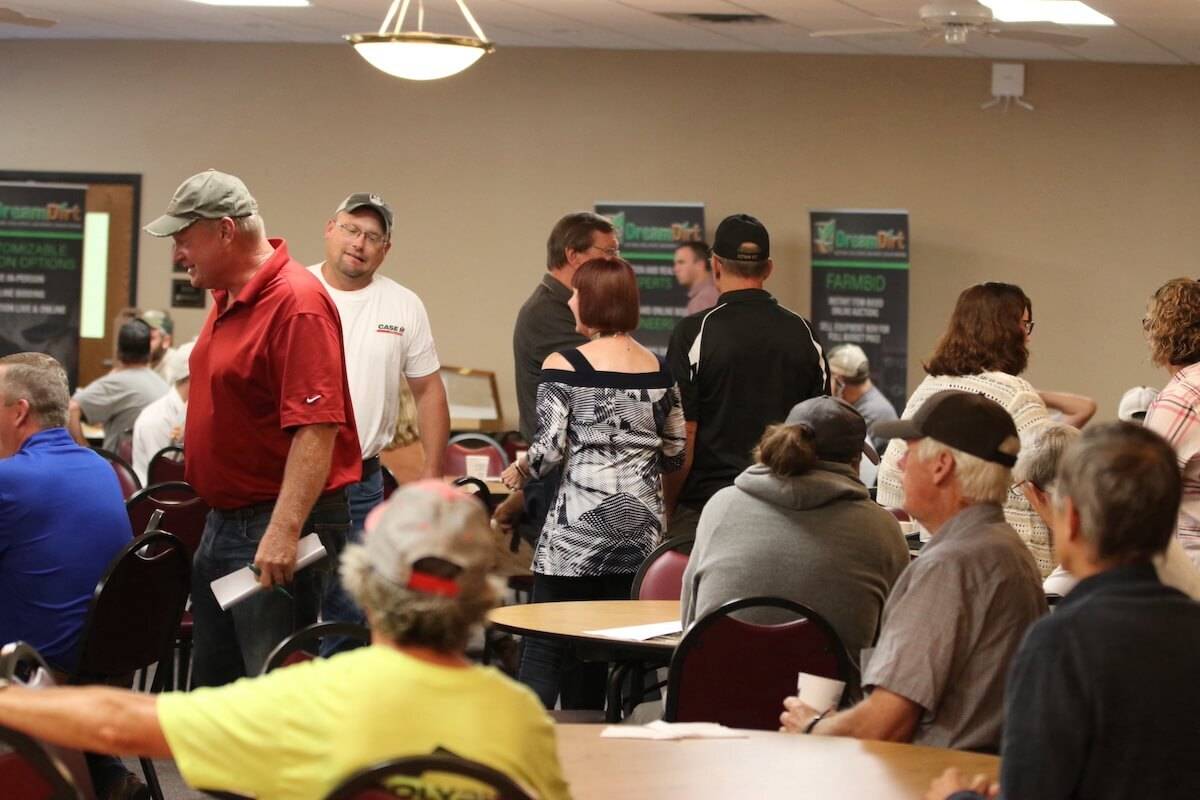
[981,1,1114,25]
[188,1,311,7]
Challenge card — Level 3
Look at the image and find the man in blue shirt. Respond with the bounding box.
[0,352,131,672]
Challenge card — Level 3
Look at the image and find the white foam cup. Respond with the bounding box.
[796,672,846,712]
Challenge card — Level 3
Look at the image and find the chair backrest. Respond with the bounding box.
[92,447,142,500]
[444,433,508,478]
[664,596,855,731]
[261,622,372,675]
[631,536,693,600]
[0,643,95,800]
[325,754,534,800]
[70,531,191,689]
[125,481,209,557]
[115,432,134,468]
[146,445,186,486]
[381,466,399,500]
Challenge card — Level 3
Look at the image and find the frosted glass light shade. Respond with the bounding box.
[346,33,493,81]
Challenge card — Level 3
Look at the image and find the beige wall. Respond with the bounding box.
[4,41,1197,425]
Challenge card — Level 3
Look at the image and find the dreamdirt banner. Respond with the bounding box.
[596,202,705,356]
[810,209,909,411]
[0,182,86,385]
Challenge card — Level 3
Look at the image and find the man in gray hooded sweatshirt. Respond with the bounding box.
[680,396,908,665]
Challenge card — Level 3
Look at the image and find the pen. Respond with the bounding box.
[247,564,294,600]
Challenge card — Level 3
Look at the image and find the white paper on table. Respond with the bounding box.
[600,721,748,740]
[211,532,327,611]
[583,620,682,641]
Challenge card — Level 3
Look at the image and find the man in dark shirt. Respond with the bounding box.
[664,214,828,536]
[497,212,617,537]
[929,422,1200,800]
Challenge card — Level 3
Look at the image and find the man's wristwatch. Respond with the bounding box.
[803,707,832,734]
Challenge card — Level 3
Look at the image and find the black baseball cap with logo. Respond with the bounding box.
[712,213,770,261]
[872,390,1020,467]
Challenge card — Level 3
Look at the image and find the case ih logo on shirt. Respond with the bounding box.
[377,323,405,336]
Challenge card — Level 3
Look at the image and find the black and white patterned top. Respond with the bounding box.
[527,348,686,577]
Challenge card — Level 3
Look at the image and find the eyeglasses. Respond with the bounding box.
[588,243,620,258]
[336,222,386,246]
[1022,321,1035,335]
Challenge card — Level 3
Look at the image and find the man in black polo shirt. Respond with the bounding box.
[496,212,618,538]
[929,422,1200,800]
[664,214,828,536]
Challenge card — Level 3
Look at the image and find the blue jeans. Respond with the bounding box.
[190,491,350,687]
[318,469,383,656]
[518,572,636,710]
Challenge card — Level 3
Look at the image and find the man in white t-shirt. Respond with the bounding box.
[310,193,450,641]
[131,340,194,485]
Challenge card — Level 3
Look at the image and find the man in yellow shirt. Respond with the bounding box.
[0,482,570,800]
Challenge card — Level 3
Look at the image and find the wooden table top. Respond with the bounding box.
[487,600,680,654]
[556,724,999,799]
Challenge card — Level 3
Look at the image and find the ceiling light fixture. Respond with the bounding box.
[980,1,1114,26]
[188,0,311,7]
[346,0,495,81]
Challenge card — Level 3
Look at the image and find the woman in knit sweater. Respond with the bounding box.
[876,282,1095,576]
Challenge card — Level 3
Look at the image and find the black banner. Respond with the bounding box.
[810,209,909,411]
[0,182,86,385]
[596,202,705,355]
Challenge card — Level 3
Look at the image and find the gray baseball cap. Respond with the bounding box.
[361,480,493,597]
[335,192,393,238]
[144,170,258,237]
[785,395,879,465]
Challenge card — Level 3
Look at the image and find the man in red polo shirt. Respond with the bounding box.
[145,170,361,686]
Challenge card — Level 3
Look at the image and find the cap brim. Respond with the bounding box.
[871,418,923,442]
[143,214,197,237]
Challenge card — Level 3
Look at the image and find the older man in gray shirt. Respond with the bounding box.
[781,390,1046,752]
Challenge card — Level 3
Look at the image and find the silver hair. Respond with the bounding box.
[1051,422,1180,562]
[0,354,70,429]
[339,544,500,652]
[1013,423,1079,491]
[233,213,265,240]
[913,436,1012,505]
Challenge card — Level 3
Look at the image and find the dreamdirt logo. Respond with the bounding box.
[377,323,405,336]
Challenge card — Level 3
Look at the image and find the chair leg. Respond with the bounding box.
[140,757,165,800]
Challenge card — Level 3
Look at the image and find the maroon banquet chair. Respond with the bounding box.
[663,596,855,731]
[0,642,96,800]
[92,447,141,500]
[631,536,693,601]
[443,433,508,478]
[125,482,210,691]
[324,754,534,800]
[70,530,191,800]
[147,445,186,486]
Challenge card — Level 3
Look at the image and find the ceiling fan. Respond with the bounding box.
[810,0,1088,48]
[0,6,57,28]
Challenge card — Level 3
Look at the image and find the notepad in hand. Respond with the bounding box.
[210,532,327,610]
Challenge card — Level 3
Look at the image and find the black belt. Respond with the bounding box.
[361,456,381,480]
[214,488,348,519]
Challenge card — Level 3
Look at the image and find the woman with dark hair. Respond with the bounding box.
[876,282,1094,576]
[681,396,908,666]
[1142,277,1200,567]
[501,257,685,710]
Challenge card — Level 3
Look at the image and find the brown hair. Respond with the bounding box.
[546,212,615,270]
[925,282,1030,377]
[754,423,818,477]
[573,257,639,334]
[1144,278,1200,367]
